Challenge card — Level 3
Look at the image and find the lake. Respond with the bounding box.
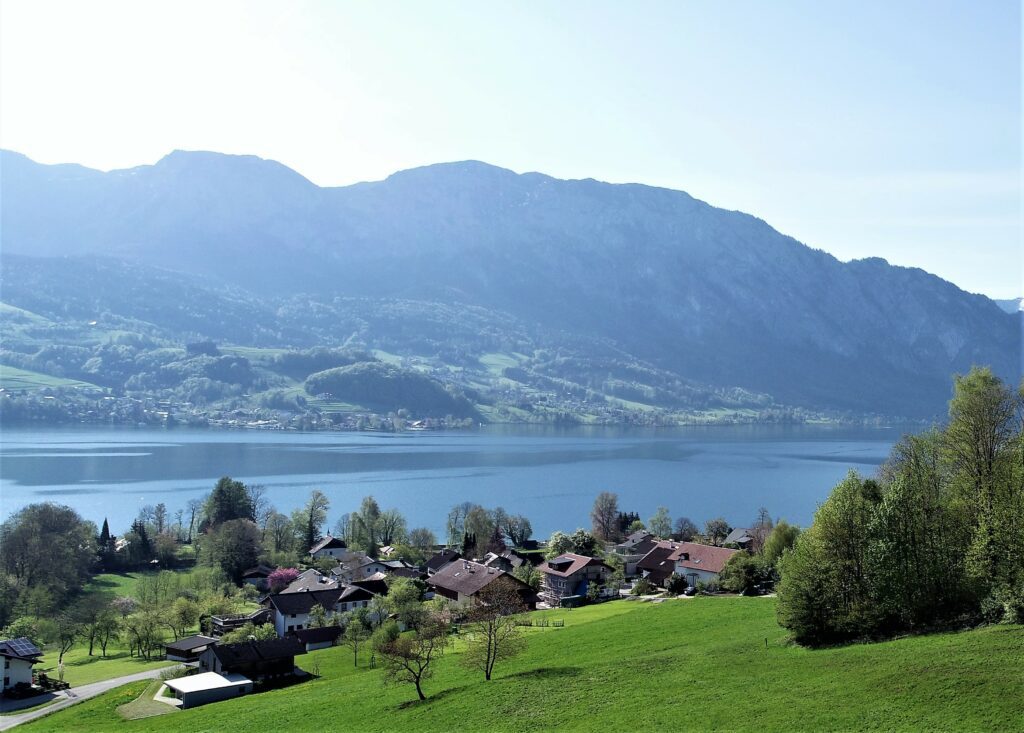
[0,424,906,538]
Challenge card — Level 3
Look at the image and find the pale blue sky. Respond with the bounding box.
[1,0,1019,297]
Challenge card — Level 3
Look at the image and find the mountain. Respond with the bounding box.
[1,149,1018,419]
[995,298,1022,314]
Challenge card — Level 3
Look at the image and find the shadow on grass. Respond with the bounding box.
[395,667,584,710]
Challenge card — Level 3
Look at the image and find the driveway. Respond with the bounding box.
[0,667,172,730]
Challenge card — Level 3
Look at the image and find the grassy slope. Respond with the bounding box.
[19,598,1024,733]
[0,364,101,392]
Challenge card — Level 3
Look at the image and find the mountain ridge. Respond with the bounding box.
[1,148,1017,419]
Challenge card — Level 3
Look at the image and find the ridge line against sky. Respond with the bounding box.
[0,0,1020,298]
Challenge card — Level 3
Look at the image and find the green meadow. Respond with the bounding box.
[18,597,1024,732]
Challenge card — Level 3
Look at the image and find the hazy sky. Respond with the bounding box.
[1,0,1020,298]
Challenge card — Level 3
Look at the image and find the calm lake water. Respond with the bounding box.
[0,424,906,537]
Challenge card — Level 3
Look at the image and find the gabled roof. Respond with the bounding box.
[636,545,677,584]
[309,535,348,554]
[724,528,753,545]
[351,576,388,596]
[283,568,338,593]
[0,637,42,661]
[482,550,526,569]
[209,637,305,666]
[426,549,461,572]
[539,553,610,578]
[669,542,739,574]
[338,585,376,603]
[266,588,345,615]
[165,634,218,652]
[428,559,528,597]
[617,531,656,550]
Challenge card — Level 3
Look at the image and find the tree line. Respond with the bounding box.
[777,367,1024,645]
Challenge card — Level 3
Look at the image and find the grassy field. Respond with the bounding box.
[0,364,101,392]
[18,597,1024,732]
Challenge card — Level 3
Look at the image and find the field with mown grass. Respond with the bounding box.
[18,597,1024,732]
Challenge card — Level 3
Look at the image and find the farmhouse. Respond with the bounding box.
[264,585,375,636]
[538,553,613,606]
[428,559,536,609]
[637,541,738,587]
[283,568,339,593]
[163,671,253,709]
[309,535,349,560]
[723,528,755,550]
[198,637,305,680]
[481,549,530,573]
[165,634,218,662]
[0,637,42,694]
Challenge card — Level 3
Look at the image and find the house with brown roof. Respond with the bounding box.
[637,540,738,588]
[425,549,461,576]
[538,553,613,606]
[613,531,660,576]
[427,559,536,609]
[165,634,218,662]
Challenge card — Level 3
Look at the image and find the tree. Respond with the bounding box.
[461,577,527,680]
[206,519,263,583]
[265,511,294,553]
[95,612,119,657]
[383,577,427,629]
[351,496,382,555]
[205,476,255,527]
[502,514,532,548]
[704,518,731,546]
[377,508,408,546]
[168,597,201,639]
[185,498,204,543]
[343,616,369,667]
[55,613,79,664]
[299,490,330,554]
[464,505,495,556]
[750,507,774,553]
[648,507,672,538]
[309,603,329,629]
[373,614,450,701]
[98,518,111,546]
[154,503,168,535]
[627,519,646,533]
[762,520,800,568]
[512,563,541,591]
[408,527,437,552]
[220,622,277,644]
[268,567,300,593]
[672,516,699,541]
[111,596,136,619]
[591,492,621,542]
[720,553,768,595]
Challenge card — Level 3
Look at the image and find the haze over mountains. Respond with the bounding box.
[0,149,1018,421]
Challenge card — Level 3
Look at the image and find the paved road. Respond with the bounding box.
[0,667,172,730]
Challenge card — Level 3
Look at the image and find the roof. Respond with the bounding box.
[426,549,461,572]
[388,567,427,580]
[165,671,252,694]
[283,569,339,593]
[266,588,344,615]
[669,542,739,574]
[0,637,42,661]
[617,531,656,549]
[482,550,526,569]
[242,564,275,579]
[208,637,306,667]
[724,528,753,545]
[428,559,528,597]
[309,535,348,554]
[165,635,218,652]
[636,545,678,584]
[294,626,343,645]
[338,585,376,602]
[351,576,388,596]
[539,553,610,578]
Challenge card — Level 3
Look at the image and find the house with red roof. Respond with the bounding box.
[637,540,738,588]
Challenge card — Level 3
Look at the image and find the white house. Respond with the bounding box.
[0,637,42,693]
[263,586,375,637]
[309,535,349,560]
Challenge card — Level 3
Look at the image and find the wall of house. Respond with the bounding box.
[313,547,346,560]
[676,567,720,586]
[179,680,252,709]
[2,658,34,689]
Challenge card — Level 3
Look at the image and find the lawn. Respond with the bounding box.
[18,597,1024,732]
[0,364,101,392]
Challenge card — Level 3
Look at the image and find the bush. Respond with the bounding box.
[665,573,689,596]
[630,578,654,596]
